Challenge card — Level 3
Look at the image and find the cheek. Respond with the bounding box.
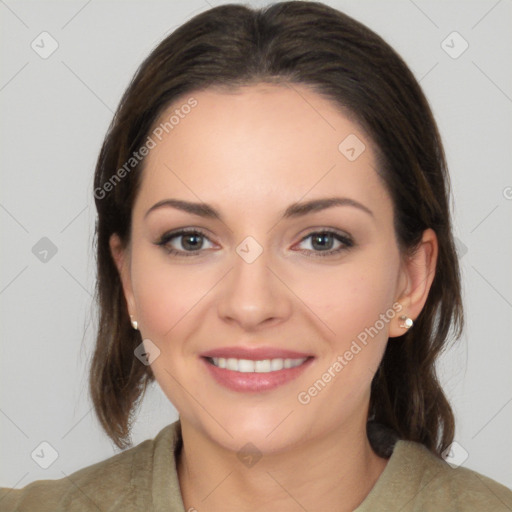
[130,248,208,339]
[299,261,399,341]
[291,253,401,399]
[129,250,209,409]
[291,260,400,417]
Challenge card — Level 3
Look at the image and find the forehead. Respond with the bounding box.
[135,83,390,218]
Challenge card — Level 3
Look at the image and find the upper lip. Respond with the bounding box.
[201,346,313,360]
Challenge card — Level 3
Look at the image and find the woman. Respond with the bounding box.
[1,1,511,510]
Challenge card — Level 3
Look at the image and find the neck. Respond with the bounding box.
[177,419,388,512]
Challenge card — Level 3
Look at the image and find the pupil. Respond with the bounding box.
[312,233,333,251]
[183,234,202,250]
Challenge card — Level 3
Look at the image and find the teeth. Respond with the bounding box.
[238,359,255,372]
[255,359,271,372]
[226,358,238,371]
[210,357,307,372]
[270,358,283,371]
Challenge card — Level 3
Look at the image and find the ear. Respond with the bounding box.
[109,233,136,319]
[388,228,438,338]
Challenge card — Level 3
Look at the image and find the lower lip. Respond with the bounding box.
[202,357,314,392]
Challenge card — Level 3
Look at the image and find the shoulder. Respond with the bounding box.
[358,439,512,511]
[396,440,511,510]
[0,423,178,512]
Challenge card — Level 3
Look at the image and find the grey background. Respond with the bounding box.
[1,0,511,490]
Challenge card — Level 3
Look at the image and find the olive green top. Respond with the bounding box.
[1,420,511,511]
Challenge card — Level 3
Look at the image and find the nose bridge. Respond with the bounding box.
[216,235,291,328]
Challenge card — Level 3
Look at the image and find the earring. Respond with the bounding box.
[130,315,138,330]
[399,315,413,329]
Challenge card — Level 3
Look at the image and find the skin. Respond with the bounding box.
[110,83,437,511]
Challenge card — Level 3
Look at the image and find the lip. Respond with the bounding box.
[201,352,314,393]
[200,346,312,360]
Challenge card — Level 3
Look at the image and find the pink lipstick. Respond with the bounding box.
[200,346,314,392]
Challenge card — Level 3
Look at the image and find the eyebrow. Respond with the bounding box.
[144,197,374,221]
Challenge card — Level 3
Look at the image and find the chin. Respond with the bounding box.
[204,407,312,454]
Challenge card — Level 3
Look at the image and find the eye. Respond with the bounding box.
[155,228,215,257]
[155,228,354,258]
[294,230,354,257]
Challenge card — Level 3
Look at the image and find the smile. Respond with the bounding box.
[207,357,308,373]
[202,355,313,392]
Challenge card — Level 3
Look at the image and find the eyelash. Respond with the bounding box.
[155,227,354,258]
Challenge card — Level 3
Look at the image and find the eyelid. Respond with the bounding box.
[157,226,213,242]
[298,227,353,243]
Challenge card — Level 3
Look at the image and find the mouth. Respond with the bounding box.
[206,356,308,373]
[200,350,314,392]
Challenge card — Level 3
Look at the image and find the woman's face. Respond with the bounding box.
[112,83,413,453]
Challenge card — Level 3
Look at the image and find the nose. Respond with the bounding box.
[216,244,293,332]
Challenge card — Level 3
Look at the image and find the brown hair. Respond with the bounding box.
[90,1,463,454]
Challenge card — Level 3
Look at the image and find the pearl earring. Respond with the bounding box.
[130,315,138,330]
[399,315,413,329]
